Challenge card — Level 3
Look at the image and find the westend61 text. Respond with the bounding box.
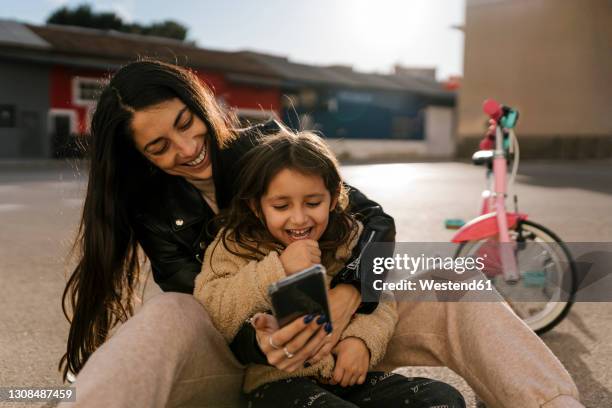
[373,279,494,292]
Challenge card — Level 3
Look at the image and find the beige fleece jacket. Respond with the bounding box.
[193,221,398,393]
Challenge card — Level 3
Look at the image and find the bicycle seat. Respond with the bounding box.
[472,150,494,166]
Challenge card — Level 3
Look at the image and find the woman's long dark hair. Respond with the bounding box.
[59,59,236,381]
[216,129,356,267]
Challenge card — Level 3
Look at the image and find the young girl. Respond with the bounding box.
[194,130,465,407]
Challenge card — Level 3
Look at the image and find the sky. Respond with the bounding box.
[3,0,466,80]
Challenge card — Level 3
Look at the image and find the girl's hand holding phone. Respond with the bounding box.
[330,337,370,387]
[279,240,321,275]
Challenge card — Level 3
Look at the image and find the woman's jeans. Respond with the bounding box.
[59,292,583,408]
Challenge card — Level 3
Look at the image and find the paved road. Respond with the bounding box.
[1,159,611,407]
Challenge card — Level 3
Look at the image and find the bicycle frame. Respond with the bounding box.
[451,101,525,282]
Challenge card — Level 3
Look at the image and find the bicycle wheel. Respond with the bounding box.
[456,219,577,334]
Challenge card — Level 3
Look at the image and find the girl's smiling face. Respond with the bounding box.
[130,98,213,180]
[260,168,336,246]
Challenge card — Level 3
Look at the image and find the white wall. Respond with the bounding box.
[425,106,456,158]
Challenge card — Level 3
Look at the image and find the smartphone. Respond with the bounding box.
[268,264,330,328]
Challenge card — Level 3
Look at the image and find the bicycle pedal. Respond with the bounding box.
[522,270,546,287]
[445,218,465,229]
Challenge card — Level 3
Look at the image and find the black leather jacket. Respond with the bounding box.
[130,120,395,364]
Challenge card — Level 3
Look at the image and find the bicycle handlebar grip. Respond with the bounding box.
[483,99,503,121]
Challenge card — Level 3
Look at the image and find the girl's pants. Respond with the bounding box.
[247,373,466,408]
[59,293,583,408]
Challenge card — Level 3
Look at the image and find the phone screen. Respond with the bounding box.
[268,265,330,327]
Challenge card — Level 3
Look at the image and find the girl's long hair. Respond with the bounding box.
[60,59,235,381]
[216,129,356,267]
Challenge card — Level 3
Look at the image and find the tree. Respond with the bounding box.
[46,4,188,41]
[125,21,188,41]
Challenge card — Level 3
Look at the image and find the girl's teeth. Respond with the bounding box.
[289,228,311,238]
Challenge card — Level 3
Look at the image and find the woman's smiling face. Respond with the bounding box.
[131,98,213,180]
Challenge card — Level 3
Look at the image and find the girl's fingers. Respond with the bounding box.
[353,370,364,386]
[309,247,321,264]
[331,366,343,385]
[357,373,367,385]
[344,369,362,387]
[304,240,320,249]
[310,247,322,256]
[340,372,351,387]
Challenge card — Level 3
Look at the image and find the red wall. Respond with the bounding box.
[224,84,281,113]
[193,71,281,112]
[50,66,104,133]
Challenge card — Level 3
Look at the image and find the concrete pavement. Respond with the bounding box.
[1,159,611,407]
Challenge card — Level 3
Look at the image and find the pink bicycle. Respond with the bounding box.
[447,99,577,334]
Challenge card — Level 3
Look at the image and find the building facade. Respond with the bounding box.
[1,20,455,160]
[458,0,612,158]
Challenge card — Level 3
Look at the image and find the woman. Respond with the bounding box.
[59,60,582,408]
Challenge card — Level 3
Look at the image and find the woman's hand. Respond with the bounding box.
[307,284,361,365]
[330,337,370,387]
[251,312,331,373]
[279,240,321,275]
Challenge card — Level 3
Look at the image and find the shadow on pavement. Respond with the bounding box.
[517,161,612,196]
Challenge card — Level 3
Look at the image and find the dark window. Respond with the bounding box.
[78,81,101,102]
[75,78,107,103]
[0,105,16,128]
